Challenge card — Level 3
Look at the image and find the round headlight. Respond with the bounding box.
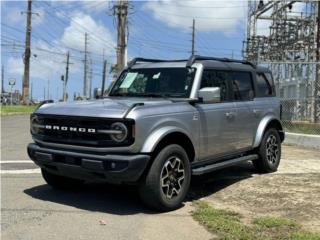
[110,122,128,142]
[30,116,39,134]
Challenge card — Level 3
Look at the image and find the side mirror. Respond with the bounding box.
[198,87,221,103]
[94,88,102,99]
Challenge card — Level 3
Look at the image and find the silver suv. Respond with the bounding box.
[28,55,284,211]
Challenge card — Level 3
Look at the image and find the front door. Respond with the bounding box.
[196,69,237,160]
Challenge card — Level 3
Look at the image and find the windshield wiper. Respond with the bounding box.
[110,92,184,98]
[134,93,166,98]
[109,92,131,97]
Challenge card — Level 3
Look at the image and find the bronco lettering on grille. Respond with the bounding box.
[44,125,96,133]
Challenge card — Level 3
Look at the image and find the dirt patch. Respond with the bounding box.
[188,145,320,231]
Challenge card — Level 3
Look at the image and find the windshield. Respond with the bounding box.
[109,68,195,98]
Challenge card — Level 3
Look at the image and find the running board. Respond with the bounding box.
[192,154,258,175]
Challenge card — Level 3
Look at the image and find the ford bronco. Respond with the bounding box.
[28,55,284,211]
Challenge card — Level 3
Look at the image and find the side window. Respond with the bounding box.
[232,71,254,101]
[256,73,273,97]
[264,72,276,96]
[200,70,231,102]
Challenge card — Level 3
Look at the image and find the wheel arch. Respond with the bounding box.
[253,116,285,148]
[141,127,196,163]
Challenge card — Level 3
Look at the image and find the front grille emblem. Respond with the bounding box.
[43,125,96,133]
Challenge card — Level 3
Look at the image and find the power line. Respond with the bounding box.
[191,18,195,55]
[41,1,115,50]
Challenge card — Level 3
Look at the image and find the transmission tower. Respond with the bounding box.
[243,0,320,123]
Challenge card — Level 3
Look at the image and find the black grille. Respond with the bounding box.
[31,114,134,147]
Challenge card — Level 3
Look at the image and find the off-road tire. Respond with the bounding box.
[139,144,191,211]
[253,128,281,173]
[41,168,84,189]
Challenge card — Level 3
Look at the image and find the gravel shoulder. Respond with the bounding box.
[189,145,320,231]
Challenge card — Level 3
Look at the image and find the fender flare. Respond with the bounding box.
[253,115,283,148]
[140,126,194,153]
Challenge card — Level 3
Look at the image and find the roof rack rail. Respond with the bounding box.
[127,58,186,68]
[186,55,256,68]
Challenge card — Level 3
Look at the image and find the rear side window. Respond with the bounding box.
[256,73,273,97]
[200,70,231,102]
[232,72,254,101]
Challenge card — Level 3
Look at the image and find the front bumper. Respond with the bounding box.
[27,143,150,184]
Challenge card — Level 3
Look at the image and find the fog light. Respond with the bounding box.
[111,162,116,169]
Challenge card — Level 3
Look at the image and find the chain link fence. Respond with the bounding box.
[280,98,320,135]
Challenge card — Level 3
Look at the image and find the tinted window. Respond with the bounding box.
[201,70,231,102]
[256,73,273,97]
[232,72,254,101]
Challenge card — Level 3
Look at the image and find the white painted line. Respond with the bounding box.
[1,168,40,174]
[1,160,34,164]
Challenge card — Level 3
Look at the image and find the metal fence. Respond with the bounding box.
[280,98,320,135]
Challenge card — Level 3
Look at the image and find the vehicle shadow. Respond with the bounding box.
[24,162,255,215]
[187,161,255,201]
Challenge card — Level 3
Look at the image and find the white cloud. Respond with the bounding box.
[7,11,115,79]
[5,7,45,26]
[143,0,247,33]
[6,10,115,100]
[7,40,70,80]
[80,0,110,13]
[60,11,115,55]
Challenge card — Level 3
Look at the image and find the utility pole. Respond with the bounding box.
[63,51,70,101]
[83,33,88,99]
[314,1,320,123]
[47,79,50,100]
[89,59,93,99]
[114,0,128,72]
[101,59,107,97]
[191,18,195,55]
[21,0,38,104]
[30,82,33,102]
[1,65,4,93]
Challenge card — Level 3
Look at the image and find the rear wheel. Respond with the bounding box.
[41,168,84,189]
[139,144,191,211]
[253,128,281,173]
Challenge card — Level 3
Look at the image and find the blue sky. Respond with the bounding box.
[1,0,248,101]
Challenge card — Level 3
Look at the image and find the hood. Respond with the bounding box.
[35,97,174,119]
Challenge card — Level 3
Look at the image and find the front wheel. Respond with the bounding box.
[253,128,281,173]
[139,144,191,211]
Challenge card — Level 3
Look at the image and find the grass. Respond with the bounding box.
[283,121,320,135]
[0,105,37,116]
[192,201,320,240]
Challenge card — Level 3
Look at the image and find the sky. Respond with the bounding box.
[1,0,250,101]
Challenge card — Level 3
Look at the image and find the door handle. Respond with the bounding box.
[253,109,261,116]
[225,112,236,118]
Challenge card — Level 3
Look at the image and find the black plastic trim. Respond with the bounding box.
[28,143,150,183]
[192,154,258,175]
[186,55,256,68]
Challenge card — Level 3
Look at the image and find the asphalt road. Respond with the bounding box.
[2,115,319,239]
[1,115,212,240]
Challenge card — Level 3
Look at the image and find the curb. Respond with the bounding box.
[284,132,320,149]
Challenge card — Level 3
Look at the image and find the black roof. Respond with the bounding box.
[128,55,270,73]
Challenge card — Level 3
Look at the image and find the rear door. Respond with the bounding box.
[231,71,257,150]
[253,71,278,127]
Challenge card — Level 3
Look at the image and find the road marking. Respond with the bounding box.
[1,160,34,164]
[0,168,40,174]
